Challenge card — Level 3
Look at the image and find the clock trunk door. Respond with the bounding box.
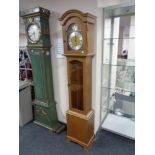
[68,58,84,113]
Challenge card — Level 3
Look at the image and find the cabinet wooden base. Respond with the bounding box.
[66,110,94,150]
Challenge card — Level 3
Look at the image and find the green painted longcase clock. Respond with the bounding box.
[20,7,58,130]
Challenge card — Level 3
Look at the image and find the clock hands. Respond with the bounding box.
[74,32,77,46]
[74,33,76,46]
[34,31,36,39]
[69,31,82,50]
[31,32,35,40]
[75,35,77,45]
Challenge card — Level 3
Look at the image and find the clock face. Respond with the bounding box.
[68,32,83,50]
[27,24,41,43]
[68,24,83,51]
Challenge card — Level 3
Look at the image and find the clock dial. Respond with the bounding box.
[27,24,41,43]
[68,31,83,50]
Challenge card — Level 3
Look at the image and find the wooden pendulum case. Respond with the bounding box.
[59,9,96,149]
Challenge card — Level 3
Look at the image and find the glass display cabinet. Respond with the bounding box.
[101,6,135,139]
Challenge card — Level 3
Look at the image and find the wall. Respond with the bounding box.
[19,0,102,133]
[19,17,27,47]
[98,0,135,8]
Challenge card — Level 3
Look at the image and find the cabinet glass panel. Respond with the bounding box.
[101,87,115,121]
[102,65,135,93]
[101,6,135,139]
[102,64,110,88]
[105,89,135,120]
[104,15,135,39]
[103,38,135,66]
[103,39,111,64]
[104,18,112,39]
[69,60,83,110]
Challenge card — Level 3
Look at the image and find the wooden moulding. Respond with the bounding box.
[59,9,96,56]
[66,110,94,150]
[59,9,96,150]
[59,9,96,25]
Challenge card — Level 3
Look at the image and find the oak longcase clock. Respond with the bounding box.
[20,7,59,130]
[59,9,96,149]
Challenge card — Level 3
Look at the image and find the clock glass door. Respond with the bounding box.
[68,59,83,111]
[67,23,83,51]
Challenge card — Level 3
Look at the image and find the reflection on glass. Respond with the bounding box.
[70,60,83,84]
[71,88,83,110]
[102,65,135,93]
[104,18,112,39]
[103,38,135,66]
[104,15,135,39]
[109,92,135,119]
[67,23,83,51]
[102,64,110,87]
[69,60,83,110]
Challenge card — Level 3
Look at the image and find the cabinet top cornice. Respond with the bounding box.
[20,6,50,17]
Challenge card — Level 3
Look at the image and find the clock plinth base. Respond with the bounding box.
[33,104,58,130]
[33,121,54,131]
[34,120,64,133]
[66,110,94,150]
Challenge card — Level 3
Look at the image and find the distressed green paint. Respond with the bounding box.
[30,51,45,100]
[34,104,58,128]
[20,7,58,129]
